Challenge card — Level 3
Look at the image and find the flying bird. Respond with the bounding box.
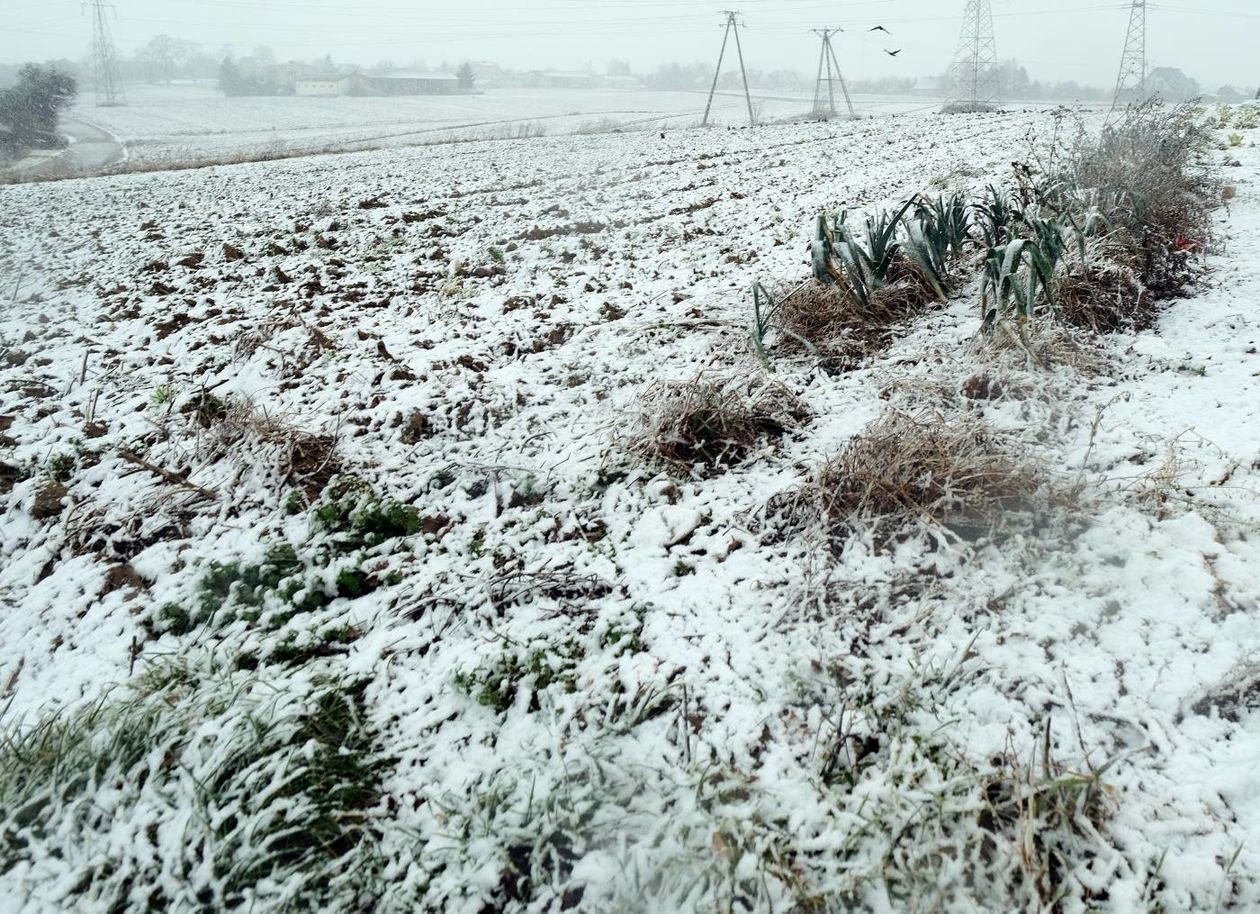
[869,26,891,34]
[884,49,902,57]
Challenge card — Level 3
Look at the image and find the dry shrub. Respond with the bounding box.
[781,411,1052,543]
[631,375,809,473]
[1074,100,1219,297]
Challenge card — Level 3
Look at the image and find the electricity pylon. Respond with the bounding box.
[85,0,125,107]
[811,28,857,120]
[942,0,999,114]
[1109,0,1147,117]
[702,11,756,127]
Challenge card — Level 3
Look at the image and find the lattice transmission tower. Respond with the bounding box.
[1109,1,1147,116]
[942,0,999,114]
[810,28,857,120]
[85,0,125,107]
[702,10,756,127]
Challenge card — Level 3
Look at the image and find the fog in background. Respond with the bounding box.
[3,0,1258,92]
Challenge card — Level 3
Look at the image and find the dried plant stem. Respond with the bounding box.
[119,449,217,500]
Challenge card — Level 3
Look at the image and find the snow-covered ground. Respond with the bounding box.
[1,108,1258,912]
[69,82,946,168]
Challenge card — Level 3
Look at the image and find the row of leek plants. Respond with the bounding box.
[752,178,1113,368]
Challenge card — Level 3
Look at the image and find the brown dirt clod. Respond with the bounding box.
[31,480,68,520]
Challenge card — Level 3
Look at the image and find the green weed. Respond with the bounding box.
[312,477,423,548]
[454,639,584,712]
[0,672,389,912]
[44,452,76,482]
[151,383,177,406]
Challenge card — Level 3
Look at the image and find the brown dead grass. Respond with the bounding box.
[1056,241,1151,333]
[771,287,912,373]
[978,325,1113,376]
[779,411,1053,543]
[203,398,341,501]
[775,268,936,373]
[65,500,193,561]
[631,375,809,474]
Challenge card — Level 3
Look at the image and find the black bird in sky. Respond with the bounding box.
[869,25,891,34]
[884,49,902,57]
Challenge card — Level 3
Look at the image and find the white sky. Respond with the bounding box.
[4,0,1258,89]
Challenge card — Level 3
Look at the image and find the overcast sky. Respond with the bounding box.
[4,0,1258,89]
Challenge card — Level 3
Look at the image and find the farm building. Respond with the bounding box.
[352,72,461,96]
[527,71,600,90]
[470,61,518,89]
[295,75,352,97]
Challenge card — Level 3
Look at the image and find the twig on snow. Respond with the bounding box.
[119,449,217,500]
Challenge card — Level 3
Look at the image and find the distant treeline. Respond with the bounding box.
[1,42,1255,105]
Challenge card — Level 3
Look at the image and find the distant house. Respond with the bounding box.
[1146,67,1200,103]
[603,75,644,91]
[295,75,352,97]
[529,71,600,90]
[471,61,516,89]
[351,72,461,96]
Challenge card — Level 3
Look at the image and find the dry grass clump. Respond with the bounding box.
[783,411,1051,542]
[1052,236,1150,333]
[1057,259,1149,333]
[972,735,1120,909]
[978,325,1112,376]
[882,252,943,309]
[774,274,930,373]
[199,396,341,500]
[775,284,879,371]
[630,375,809,473]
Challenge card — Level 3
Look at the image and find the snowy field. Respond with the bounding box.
[72,82,944,168]
[1,108,1259,912]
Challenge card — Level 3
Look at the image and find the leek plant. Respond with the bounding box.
[980,239,1050,333]
[812,199,917,313]
[751,280,818,370]
[902,192,974,300]
[902,219,949,301]
[975,185,1022,248]
[913,192,973,259]
[979,209,1107,334]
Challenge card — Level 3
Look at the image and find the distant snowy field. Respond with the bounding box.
[72,82,944,167]
[2,109,1259,912]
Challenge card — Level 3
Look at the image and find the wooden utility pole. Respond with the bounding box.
[811,28,857,120]
[703,10,757,127]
